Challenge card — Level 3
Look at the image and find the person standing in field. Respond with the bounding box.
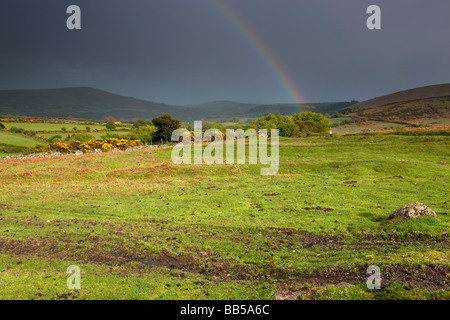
[329,127,332,137]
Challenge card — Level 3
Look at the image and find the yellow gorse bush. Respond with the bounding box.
[49,138,143,153]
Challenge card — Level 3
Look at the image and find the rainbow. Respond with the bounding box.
[211,0,304,105]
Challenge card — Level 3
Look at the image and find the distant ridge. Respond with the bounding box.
[346,83,450,124]
[0,87,190,120]
[349,84,450,110]
[0,87,354,121]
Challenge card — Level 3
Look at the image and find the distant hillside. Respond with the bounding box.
[186,100,355,118]
[349,84,450,110]
[0,87,355,121]
[346,84,450,124]
[0,87,191,121]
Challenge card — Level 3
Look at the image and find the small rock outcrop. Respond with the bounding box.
[273,290,307,300]
[389,202,437,219]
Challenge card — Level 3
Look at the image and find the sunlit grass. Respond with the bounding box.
[0,133,448,299]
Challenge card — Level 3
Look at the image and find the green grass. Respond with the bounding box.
[0,133,448,300]
[0,131,47,147]
[0,131,49,156]
[39,131,130,139]
[2,122,106,132]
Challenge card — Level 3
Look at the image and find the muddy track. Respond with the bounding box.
[0,216,448,291]
[275,263,450,292]
[1,236,448,293]
[0,233,448,291]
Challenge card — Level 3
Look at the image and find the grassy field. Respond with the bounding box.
[0,133,448,300]
[38,131,130,139]
[0,120,130,156]
[0,131,46,147]
[0,131,48,156]
[2,122,107,132]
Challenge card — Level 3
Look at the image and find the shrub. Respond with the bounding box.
[101,142,114,152]
[105,121,116,131]
[69,133,96,142]
[101,133,123,139]
[48,135,63,143]
[49,138,143,153]
[33,144,47,153]
[22,130,36,137]
[250,112,331,137]
[291,112,331,134]
[130,125,158,144]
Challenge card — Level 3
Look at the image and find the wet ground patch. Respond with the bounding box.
[303,206,334,212]
[274,263,450,297]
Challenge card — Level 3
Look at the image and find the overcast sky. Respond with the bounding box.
[0,0,449,105]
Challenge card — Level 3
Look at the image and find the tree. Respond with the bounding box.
[61,127,67,132]
[105,121,116,131]
[250,112,331,137]
[276,114,295,137]
[0,123,5,129]
[151,114,181,142]
[129,125,158,144]
[292,112,331,134]
[251,114,278,136]
[132,119,153,129]
[252,119,277,131]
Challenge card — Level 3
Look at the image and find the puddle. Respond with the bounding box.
[303,206,334,212]
[136,257,164,266]
[112,253,187,269]
[112,254,164,266]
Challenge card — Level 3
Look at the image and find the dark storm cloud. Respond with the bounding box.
[0,0,449,104]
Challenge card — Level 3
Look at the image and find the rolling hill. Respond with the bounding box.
[0,87,355,121]
[349,84,450,110]
[0,87,191,120]
[346,84,450,125]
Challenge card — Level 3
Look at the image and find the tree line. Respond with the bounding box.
[1,111,331,147]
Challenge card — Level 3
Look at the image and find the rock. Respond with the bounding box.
[273,290,307,300]
[389,202,437,219]
[334,282,354,287]
[323,282,355,287]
